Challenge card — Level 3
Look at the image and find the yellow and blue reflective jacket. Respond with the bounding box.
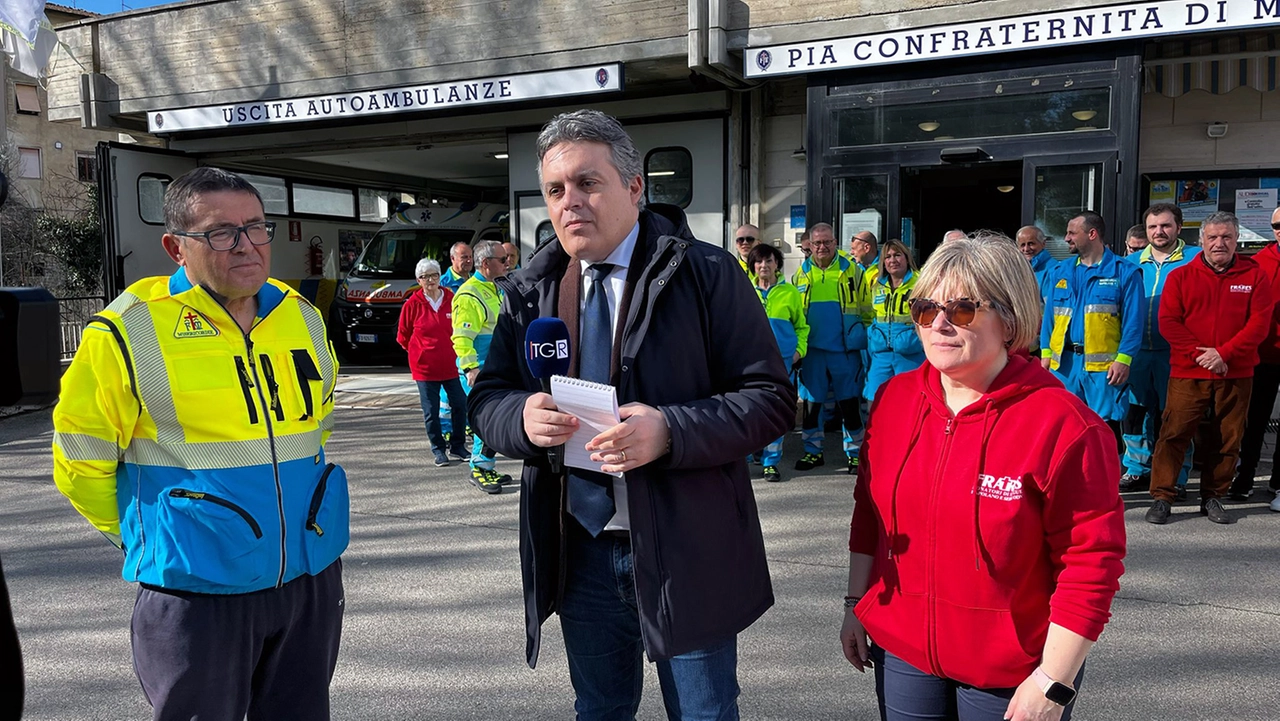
[862,269,924,358]
[441,267,470,293]
[452,271,501,370]
[52,269,347,595]
[755,281,809,362]
[1129,241,1201,351]
[791,255,867,353]
[1040,248,1144,371]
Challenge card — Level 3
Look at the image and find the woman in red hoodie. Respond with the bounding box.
[398,258,471,467]
[840,234,1126,721]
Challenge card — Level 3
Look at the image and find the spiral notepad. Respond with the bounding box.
[550,375,623,477]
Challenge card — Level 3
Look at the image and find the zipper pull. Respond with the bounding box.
[945,418,954,435]
[307,520,324,537]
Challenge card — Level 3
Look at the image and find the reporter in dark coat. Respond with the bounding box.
[469,110,795,719]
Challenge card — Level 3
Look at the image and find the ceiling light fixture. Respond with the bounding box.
[647,170,676,177]
[1071,110,1097,122]
[996,185,1015,193]
[918,121,941,132]
[491,152,509,160]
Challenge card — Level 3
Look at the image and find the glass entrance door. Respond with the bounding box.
[831,166,897,252]
[1022,153,1118,259]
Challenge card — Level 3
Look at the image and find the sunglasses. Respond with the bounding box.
[735,236,757,244]
[1271,222,1280,230]
[908,297,991,327]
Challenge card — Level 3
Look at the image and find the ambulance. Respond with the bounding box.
[329,202,508,359]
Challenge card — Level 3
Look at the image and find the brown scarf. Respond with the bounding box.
[555,239,644,384]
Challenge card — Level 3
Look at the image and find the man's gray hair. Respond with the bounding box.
[1200,211,1240,236]
[414,258,441,277]
[164,166,264,233]
[536,109,646,210]
[473,239,503,264]
[449,241,471,258]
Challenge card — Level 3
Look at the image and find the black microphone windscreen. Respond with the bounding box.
[525,317,571,379]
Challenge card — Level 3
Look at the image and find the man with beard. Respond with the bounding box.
[1041,211,1144,441]
[1120,204,1199,497]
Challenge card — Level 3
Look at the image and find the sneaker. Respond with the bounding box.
[469,467,502,495]
[1227,489,1252,502]
[1270,494,1280,512]
[490,469,515,486]
[794,453,824,471]
[433,450,450,467]
[1200,498,1235,524]
[847,455,859,475]
[763,465,782,482]
[450,447,471,462]
[1119,474,1147,492]
[1176,486,1188,503]
[1145,499,1172,525]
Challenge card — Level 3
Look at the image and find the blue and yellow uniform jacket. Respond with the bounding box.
[791,255,868,353]
[452,271,501,371]
[1029,249,1057,302]
[755,281,809,363]
[441,267,470,293]
[52,269,348,595]
[1128,241,1201,352]
[862,269,923,359]
[1040,248,1144,372]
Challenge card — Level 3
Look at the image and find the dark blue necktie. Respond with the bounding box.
[567,263,616,536]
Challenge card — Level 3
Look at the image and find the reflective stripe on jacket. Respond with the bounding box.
[862,269,923,358]
[52,269,348,594]
[1040,249,1144,372]
[791,255,867,353]
[452,272,501,370]
[1129,241,1201,351]
[756,281,809,362]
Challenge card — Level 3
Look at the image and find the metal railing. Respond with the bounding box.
[57,295,107,361]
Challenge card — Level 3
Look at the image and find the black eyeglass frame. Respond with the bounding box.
[171,221,277,251]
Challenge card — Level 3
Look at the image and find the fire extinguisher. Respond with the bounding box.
[307,237,324,276]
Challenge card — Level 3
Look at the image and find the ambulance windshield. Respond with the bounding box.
[350,229,473,279]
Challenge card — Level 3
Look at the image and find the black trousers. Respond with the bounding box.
[131,560,344,721]
[1234,362,1280,494]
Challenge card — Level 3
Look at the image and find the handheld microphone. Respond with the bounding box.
[525,317,572,474]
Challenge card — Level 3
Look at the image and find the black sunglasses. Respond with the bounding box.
[909,297,991,327]
[1271,222,1280,230]
[735,236,757,243]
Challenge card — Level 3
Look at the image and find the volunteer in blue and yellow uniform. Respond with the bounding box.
[438,240,474,441]
[52,168,348,720]
[1040,211,1144,429]
[1017,225,1057,301]
[1121,204,1199,494]
[734,223,761,277]
[453,239,513,494]
[750,243,809,482]
[862,239,924,402]
[792,222,868,474]
[850,230,879,278]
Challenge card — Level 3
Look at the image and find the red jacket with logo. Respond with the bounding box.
[849,354,1126,689]
[1159,254,1275,379]
[397,288,459,381]
[1248,243,1280,364]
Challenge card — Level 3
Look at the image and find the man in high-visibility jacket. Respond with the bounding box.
[453,239,512,494]
[791,222,868,474]
[438,240,475,441]
[1120,204,1199,495]
[734,223,761,277]
[52,167,348,719]
[1040,211,1144,432]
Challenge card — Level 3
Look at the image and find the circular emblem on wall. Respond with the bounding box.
[596,67,610,88]
[154,113,164,128]
[755,50,772,72]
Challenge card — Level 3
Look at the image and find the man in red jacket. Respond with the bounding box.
[1230,204,1280,509]
[1146,212,1276,525]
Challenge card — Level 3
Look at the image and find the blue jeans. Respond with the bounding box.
[416,378,467,454]
[871,646,1084,721]
[558,525,740,721]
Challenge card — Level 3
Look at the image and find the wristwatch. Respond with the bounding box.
[1031,667,1076,706]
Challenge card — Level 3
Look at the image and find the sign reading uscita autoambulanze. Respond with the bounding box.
[745,0,1280,78]
[148,64,623,133]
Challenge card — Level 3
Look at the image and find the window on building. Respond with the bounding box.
[645,147,693,208]
[76,152,97,182]
[292,182,355,218]
[138,174,171,225]
[14,83,40,115]
[17,147,41,179]
[239,173,289,215]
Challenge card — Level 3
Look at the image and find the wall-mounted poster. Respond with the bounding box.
[1235,188,1278,241]
[1151,179,1219,227]
[338,229,374,273]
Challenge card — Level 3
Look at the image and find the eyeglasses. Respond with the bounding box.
[811,240,836,247]
[908,297,991,327]
[417,273,440,281]
[172,221,276,251]
[1271,222,1280,230]
[735,236,757,244]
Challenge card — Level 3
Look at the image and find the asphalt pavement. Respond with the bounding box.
[3,368,1278,720]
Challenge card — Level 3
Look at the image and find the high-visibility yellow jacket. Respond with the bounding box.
[791,255,867,353]
[452,271,501,371]
[1040,249,1144,372]
[52,269,348,595]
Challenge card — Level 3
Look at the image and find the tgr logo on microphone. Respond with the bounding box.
[529,340,569,359]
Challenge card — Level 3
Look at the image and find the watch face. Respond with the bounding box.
[1046,682,1076,706]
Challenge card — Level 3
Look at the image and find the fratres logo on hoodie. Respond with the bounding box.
[977,474,1024,502]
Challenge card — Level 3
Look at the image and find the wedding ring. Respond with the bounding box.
[618,450,627,463]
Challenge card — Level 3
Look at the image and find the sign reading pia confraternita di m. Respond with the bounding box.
[149,64,623,133]
[745,0,1280,78]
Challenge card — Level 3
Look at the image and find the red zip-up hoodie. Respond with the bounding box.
[1159,254,1275,379]
[397,287,459,382]
[1242,243,1280,364]
[849,354,1126,689]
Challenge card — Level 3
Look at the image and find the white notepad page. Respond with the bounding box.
[550,375,623,477]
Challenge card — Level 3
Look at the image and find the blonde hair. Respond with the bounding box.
[911,231,1042,350]
[877,239,918,278]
